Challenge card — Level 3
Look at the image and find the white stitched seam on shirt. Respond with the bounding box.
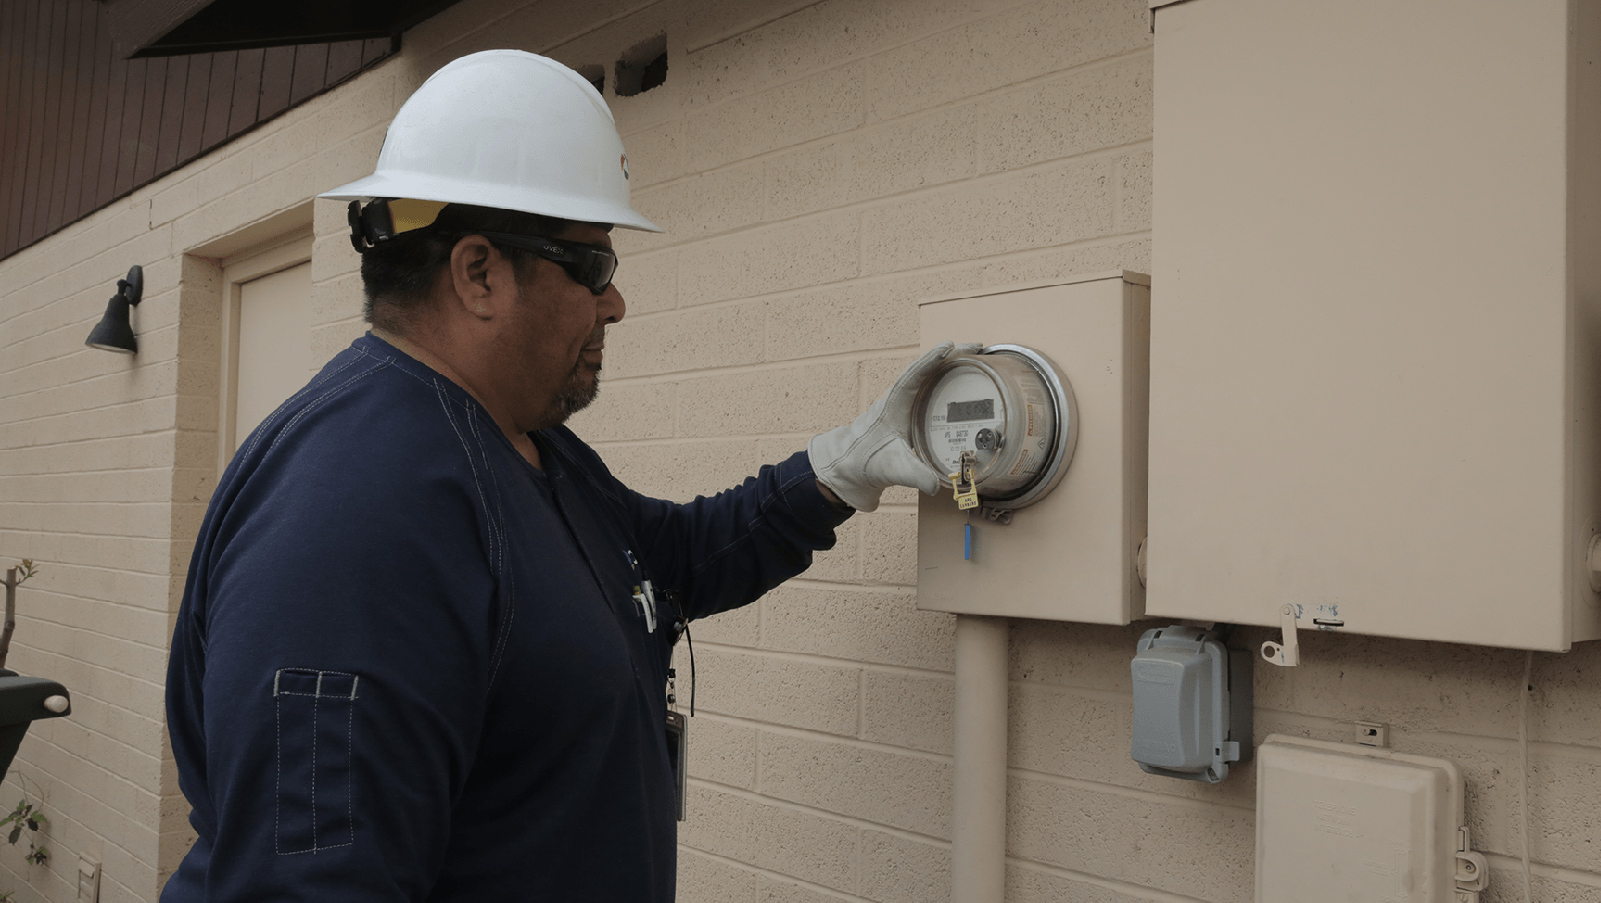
[465,414,504,575]
[274,692,281,855]
[468,414,514,685]
[244,353,365,459]
[436,381,494,562]
[346,680,355,847]
[265,364,388,457]
[310,689,317,852]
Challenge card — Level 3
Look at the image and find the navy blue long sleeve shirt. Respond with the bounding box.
[162,334,850,901]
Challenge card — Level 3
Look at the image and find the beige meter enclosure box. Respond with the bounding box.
[1147,0,1601,649]
[916,272,1150,623]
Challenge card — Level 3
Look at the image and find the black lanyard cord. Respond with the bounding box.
[665,589,695,717]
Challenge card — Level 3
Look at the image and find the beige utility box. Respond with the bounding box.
[1146,0,1601,649]
[1256,736,1484,903]
[916,272,1150,623]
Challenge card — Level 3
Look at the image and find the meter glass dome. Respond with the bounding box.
[911,345,1078,509]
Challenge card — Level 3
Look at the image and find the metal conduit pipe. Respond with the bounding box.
[951,614,1010,903]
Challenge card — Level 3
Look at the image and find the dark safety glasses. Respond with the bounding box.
[473,231,619,295]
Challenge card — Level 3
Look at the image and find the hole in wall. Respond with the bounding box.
[615,34,667,97]
[576,64,605,95]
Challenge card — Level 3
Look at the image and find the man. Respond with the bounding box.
[163,50,963,900]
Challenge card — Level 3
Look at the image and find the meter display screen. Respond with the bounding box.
[946,399,994,423]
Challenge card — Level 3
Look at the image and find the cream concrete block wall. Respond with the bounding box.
[4,1,1597,902]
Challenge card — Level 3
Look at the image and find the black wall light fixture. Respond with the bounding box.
[85,266,144,354]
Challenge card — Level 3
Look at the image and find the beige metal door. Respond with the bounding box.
[234,262,312,450]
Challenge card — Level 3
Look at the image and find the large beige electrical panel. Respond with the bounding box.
[1146,0,1601,649]
[916,272,1150,623]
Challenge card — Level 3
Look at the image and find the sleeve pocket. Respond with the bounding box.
[274,668,358,855]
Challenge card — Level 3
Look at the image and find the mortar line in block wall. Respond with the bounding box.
[434,0,670,73]
[250,121,391,191]
[1005,856,1212,903]
[1401,726,1601,760]
[1483,851,1601,889]
[14,601,173,642]
[677,846,868,903]
[612,226,1151,326]
[1005,682,1137,708]
[594,347,924,387]
[0,334,183,382]
[0,396,189,435]
[0,863,72,903]
[3,498,177,512]
[776,577,918,591]
[0,375,190,418]
[678,6,1146,128]
[693,639,951,679]
[0,426,181,456]
[0,225,174,317]
[692,711,950,764]
[670,380,681,442]
[746,574,921,594]
[850,828,864,898]
[685,777,948,848]
[0,326,181,379]
[21,646,167,693]
[100,875,142,903]
[12,611,172,657]
[18,731,165,801]
[681,0,837,54]
[627,133,1155,257]
[9,760,164,844]
[1005,765,1255,815]
[583,426,895,450]
[0,563,175,598]
[25,703,161,750]
[0,525,177,546]
[27,705,166,755]
[855,670,866,739]
[1111,156,1125,233]
[781,574,917,592]
[0,462,179,480]
[599,349,930,386]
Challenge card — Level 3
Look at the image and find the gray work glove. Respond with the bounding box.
[808,341,982,512]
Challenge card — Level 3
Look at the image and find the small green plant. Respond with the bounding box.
[0,779,48,867]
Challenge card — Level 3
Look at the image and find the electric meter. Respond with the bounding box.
[911,345,1078,510]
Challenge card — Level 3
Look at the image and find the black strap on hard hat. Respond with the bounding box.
[347,199,396,254]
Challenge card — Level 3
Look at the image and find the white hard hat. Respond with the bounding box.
[320,49,661,233]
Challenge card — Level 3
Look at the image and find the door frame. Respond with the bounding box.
[217,231,314,475]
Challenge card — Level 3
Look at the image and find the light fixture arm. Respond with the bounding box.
[117,265,143,308]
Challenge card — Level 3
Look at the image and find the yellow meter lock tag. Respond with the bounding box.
[950,450,979,511]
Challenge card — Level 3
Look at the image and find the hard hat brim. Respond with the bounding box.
[319,172,664,234]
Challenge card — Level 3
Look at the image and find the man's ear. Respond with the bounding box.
[448,235,500,320]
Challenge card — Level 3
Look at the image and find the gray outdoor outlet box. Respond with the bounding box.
[1130,625,1252,783]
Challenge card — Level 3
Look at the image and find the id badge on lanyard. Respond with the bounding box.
[665,709,687,821]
